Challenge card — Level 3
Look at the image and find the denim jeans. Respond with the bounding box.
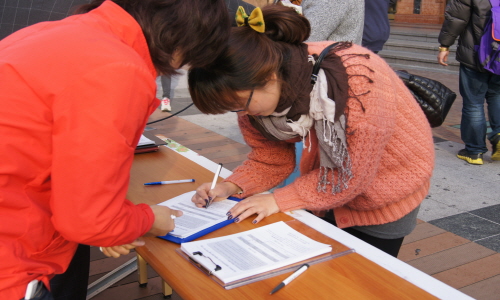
[459,64,500,154]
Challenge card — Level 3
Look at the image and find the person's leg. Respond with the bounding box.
[458,64,490,160]
[320,211,404,257]
[342,227,404,257]
[161,76,172,99]
[486,72,500,160]
[160,76,172,111]
[49,244,90,300]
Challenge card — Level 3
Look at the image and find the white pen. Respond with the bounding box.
[206,163,223,208]
[270,264,309,295]
[144,179,195,186]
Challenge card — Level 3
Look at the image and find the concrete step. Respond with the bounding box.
[390,22,442,31]
[389,29,440,43]
[386,62,459,75]
[389,21,443,42]
[384,38,457,56]
[379,49,459,74]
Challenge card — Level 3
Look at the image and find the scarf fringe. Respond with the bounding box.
[317,119,353,194]
[302,128,312,152]
[317,162,353,194]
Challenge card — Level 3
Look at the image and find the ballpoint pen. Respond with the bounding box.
[205,163,223,209]
[144,179,195,185]
[270,264,309,295]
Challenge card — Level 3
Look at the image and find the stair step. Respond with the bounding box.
[384,39,457,56]
[389,21,443,30]
[379,49,459,73]
[390,24,443,32]
[387,62,459,75]
[389,30,440,43]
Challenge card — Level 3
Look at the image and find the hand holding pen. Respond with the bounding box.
[206,163,223,208]
[100,206,182,258]
[191,181,241,208]
[190,164,243,209]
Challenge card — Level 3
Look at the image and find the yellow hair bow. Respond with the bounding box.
[235,6,265,33]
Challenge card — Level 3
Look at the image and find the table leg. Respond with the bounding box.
[137,253,148,287]
[162,280,173,298]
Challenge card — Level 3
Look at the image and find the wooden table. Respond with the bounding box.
[127,146,438,300]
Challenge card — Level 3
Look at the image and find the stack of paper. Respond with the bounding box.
[137,134,156,147]
[157,191,239,243]
[180,221,332,285]
[135,134,159,154]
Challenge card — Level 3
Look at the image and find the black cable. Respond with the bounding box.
[146,103,194,125]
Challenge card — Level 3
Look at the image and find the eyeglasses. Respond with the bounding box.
[231,88,255,112]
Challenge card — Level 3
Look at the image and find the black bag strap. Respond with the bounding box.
[311,42,340,84]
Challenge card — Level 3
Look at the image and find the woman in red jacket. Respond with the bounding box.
[189,5,434,258]
[0,0,230,299]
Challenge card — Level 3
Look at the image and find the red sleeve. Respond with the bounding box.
[50,62,156,246]
[224,115,296,197]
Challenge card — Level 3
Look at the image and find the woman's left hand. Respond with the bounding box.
[99,239,145,258]
[228,193,280,224]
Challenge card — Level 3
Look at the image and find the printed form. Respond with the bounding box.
[158,191,238,239]
[180,221,332,284]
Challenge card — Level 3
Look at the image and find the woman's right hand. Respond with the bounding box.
[192,181,241,207]
[437,50,449,66]
[146,205,183,237]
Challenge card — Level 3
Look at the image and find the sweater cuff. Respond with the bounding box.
[273,184,306,212]
[223,173,257,199]
[137,203,155,236]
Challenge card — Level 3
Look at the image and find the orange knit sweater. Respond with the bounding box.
[225,42,434,228]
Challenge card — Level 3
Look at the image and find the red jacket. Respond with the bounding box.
[0,2,157,298]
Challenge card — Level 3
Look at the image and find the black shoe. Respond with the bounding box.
[457,149,483,165]
[491,133,500,161]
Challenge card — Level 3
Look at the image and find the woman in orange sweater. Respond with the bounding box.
[189,5,434,257]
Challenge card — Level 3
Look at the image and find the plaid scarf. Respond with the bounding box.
[250,43,353,194]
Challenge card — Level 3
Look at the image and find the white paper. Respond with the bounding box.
[137,134,155,147]
[158,191,238,239]
[181,221,332,284]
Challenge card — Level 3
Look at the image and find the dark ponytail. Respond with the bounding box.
[262,4,310,44]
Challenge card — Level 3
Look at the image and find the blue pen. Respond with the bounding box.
[144,179,195,186]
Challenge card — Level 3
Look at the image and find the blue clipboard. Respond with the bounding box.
[157,196,242,244]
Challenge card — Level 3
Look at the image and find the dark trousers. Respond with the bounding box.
[50,244,90,300]
[321,212,404,258]
[340,226,404,257]
[20,281,54,300]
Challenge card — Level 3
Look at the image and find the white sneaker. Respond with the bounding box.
[161,97,172,112]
